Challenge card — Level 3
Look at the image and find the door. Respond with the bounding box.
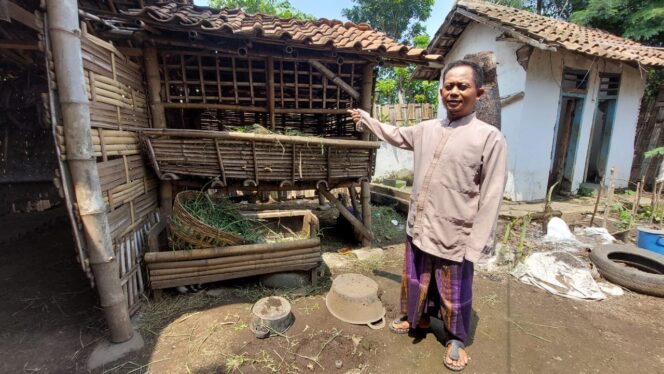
[586,74,620,183]
[549,69,589,193]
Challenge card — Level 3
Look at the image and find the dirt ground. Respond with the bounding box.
[2,205,664,373]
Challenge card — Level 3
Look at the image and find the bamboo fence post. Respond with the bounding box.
[635,176,645,215]
[632,181,642,216]
[589,178,603,226]
[144,47,173,218]
[602,167,616,228]
[48,0,133,343]
[267,56,276,129]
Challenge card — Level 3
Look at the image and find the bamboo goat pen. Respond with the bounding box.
[144,209,322,290]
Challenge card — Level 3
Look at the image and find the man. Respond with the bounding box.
[348,60,507,371]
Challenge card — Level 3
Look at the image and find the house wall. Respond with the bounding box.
[435,22,645,201]
[600,62,645,188]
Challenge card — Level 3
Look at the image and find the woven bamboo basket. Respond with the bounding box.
[171,191,247,248]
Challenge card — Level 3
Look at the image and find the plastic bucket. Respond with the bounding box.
[636,227,664,256]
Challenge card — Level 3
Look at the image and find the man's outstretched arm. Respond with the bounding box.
[349,109,416,151]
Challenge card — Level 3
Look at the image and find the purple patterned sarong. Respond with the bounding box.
[401,236,474,343]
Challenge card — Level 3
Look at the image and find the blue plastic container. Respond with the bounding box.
[636,227,664,256]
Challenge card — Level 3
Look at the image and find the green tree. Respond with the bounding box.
[571,0,664,44]
[341,0,434,43]
[374,34,438,108]
[208,0,315,20]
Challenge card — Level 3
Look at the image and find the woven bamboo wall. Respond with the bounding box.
[51,28,159,313]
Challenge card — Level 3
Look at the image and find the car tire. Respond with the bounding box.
[590,244,664,297]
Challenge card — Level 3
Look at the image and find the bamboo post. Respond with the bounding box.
[348,185,360,213]
[318,186,373,242]
[635,176,645,215]
[589,179,603,226]
[308,59,360,100]
[360,63,375,141]
[360,181,372,247]
[632,181,642,216]
[602,167,616,228]
[267,56,276,129]
[47,0,133,343]
[144,47,173,218]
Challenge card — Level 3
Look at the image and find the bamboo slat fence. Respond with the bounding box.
[50,27,159,313]
[372,103,435,127]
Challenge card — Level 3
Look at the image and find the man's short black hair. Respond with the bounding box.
[442,60,484,89]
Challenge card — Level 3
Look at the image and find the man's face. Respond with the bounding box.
[440,65,484,120]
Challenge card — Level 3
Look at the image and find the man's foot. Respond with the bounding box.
[389,315,431,334]
[444,340,469,371]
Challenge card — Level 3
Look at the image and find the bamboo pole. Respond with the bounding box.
[144,47,173,218]
[149,259,320,282]
[150,263,318,289]
[360,181,372,247]
[267,56,276,129]
[360,63,375,141]
[308,60,360,100]
[47,0,133,343]
[589,178,603,226]
[148,246,319,270]
[602,167,616,228]
[149,253,321,278]
[318,186,373,241]
[141,128,381,149]
[144,238,320,263]
[632,181,642,215]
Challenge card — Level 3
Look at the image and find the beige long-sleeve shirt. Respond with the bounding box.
[358,109,507,263]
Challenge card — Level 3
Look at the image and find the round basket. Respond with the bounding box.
[171,190,247,248]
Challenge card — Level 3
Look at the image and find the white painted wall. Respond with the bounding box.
[373,141,414,179]
[600,63,645,188]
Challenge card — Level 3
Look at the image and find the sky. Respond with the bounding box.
[192,0,456,40]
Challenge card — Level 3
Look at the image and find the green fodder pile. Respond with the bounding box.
[178,194,265,244]
[172,194,312,249]
[371,205,406,246]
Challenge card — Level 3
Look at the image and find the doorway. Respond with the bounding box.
[549,69,589,193]
[585,74,620,183]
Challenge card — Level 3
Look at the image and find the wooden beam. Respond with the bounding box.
[309,59,360,100]
[144,47,172,218]
[6,1,38,31]
[318,186,373,242]
[0,39,39,50]
[267,56,276,129]
[456,8,557,52]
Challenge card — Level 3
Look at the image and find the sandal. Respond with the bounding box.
[389,315,431,334]
[444,339,468,371]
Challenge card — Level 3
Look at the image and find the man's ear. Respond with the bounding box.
[477,86,485,98]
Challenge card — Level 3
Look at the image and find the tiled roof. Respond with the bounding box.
[413,0,664,79]
[120,2,441,64]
